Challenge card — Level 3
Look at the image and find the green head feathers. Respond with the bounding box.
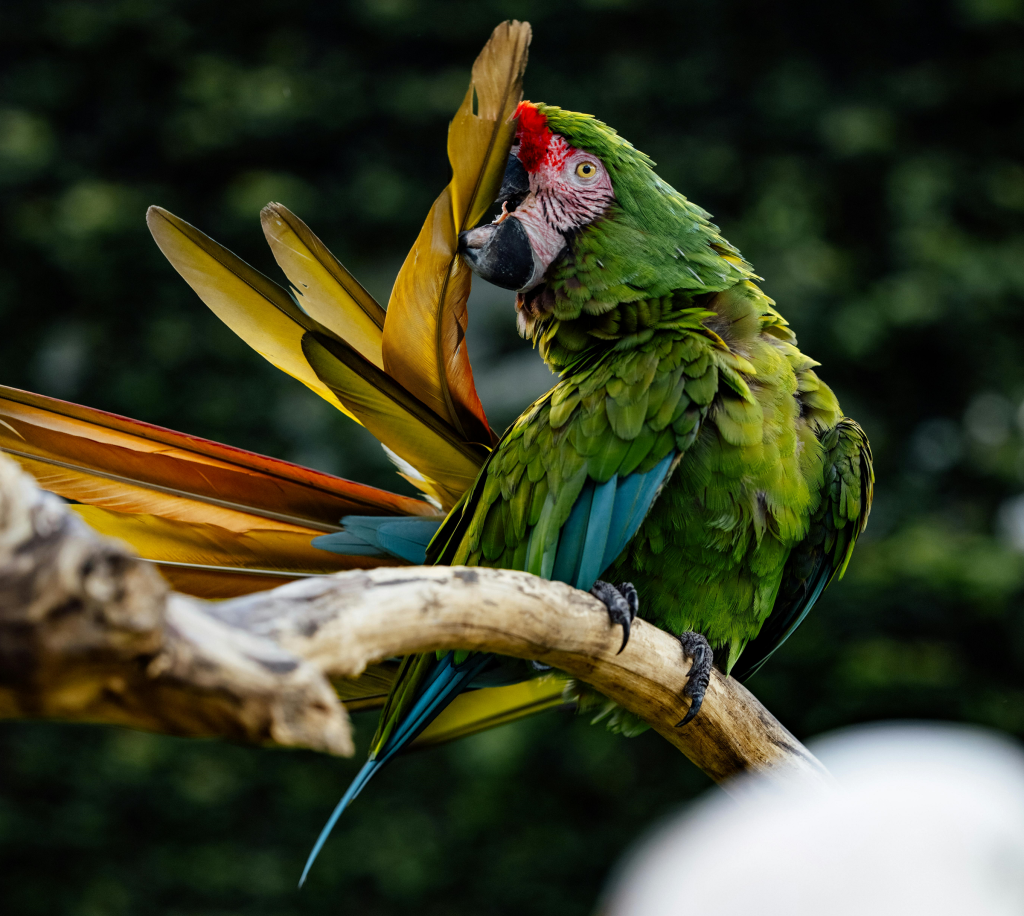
[516,102,757,307]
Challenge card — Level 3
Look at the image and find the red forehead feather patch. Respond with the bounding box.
[514,101,551,173]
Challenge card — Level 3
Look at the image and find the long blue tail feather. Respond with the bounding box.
[299,651,491,886]
[298,759,378,888]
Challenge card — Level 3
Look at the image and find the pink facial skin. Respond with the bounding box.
[506,134,615,290]
[460,104,617,295]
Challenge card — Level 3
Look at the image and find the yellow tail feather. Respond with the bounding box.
[73,506,404,599]
[147,206,491,506]
[412,675,569,749]
[147,206,355,419]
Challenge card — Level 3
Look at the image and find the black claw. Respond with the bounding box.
[675,631,713,727]
[676,702,700,728]
[590,580,639,654]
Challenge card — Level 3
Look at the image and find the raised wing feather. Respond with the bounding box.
[261,203,386,368]
[381,20,530,445]
[303,333,488,511]
[146,206,354,419]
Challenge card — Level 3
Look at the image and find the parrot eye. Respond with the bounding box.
[575,161,598,179]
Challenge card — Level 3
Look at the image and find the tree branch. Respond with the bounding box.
[0,455,352,755]
[0,453,828,788]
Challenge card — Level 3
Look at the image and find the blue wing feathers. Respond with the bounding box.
[551,484,593,584]
[601,453,674,571]
[312,516,443,564]
[376,525,441,564]
[567,453,675,591]
[575,475,617,590]
[310,532,385,557]
[601,473,642,571]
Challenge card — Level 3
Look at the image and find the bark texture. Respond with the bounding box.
[0,455,353,755]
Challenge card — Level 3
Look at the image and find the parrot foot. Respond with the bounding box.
[590,580,639,654]
[676,632,713,727]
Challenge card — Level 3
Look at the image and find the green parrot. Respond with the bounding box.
[300,100,873,882]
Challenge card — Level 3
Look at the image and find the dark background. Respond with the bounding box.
[2,0,1024,913]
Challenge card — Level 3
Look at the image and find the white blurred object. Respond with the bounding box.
[603,723,1024,916]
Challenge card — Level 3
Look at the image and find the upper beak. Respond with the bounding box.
[496,153,530,214]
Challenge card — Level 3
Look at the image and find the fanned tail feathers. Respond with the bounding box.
[146,206,488,511]
[142,22,533,510]
[0,385,436,598]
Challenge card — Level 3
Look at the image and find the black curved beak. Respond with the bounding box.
[457,151,537,290]
[459,217,535,290]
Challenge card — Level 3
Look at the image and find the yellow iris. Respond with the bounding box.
[576,161,597,178]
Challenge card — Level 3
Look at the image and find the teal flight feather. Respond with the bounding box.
[576,475,617,589]
[313,516,443,564]
[550,482,591,585]
[299,651,490,887]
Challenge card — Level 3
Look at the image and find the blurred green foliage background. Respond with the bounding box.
[2,0,1024,912]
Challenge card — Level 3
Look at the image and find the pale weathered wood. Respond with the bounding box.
[0,452,827,787]
[212,569,828,785]
[0,455,353,755]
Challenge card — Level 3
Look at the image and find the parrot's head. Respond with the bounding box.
[459,102,754,342]
[459,102,618,293]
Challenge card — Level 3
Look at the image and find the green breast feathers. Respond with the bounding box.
[432,279,871,676]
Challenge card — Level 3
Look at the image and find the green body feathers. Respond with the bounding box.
[294,102,876,877]
[432,280,871,675]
